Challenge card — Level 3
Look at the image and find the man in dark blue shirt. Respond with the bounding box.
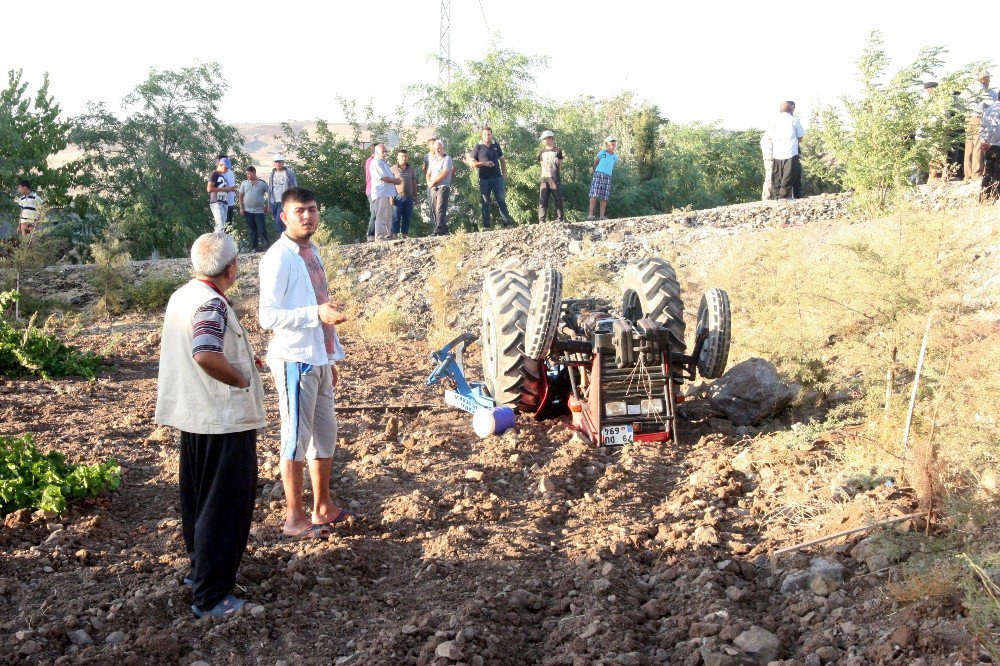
[469,127,513,229]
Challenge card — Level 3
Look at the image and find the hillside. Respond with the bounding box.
[1,184,998,665]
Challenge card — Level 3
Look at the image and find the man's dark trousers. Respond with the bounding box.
[539,179,564,222]
[431,186,450,235]
[244,213,268,252]
[771,155,800,199]
[179,430,258,612]
[479,177,512,228]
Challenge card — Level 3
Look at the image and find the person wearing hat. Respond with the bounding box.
[268,154,297,236]
[537,130,565,223]
[207,158,237,233]
[587,137,619,220]
[964,72,999,181]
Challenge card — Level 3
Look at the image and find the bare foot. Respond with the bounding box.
[313,502,355,526]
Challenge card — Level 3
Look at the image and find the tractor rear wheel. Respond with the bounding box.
[621,258,686,352]
[480,269,543,411]
[695,288,731,379]
[524,266,563,361]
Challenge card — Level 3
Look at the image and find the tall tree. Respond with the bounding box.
[72,62,246,258]
[808,32,985,212]
[0,70,75,217]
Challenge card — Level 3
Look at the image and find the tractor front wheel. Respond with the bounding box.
[481,269,543,411]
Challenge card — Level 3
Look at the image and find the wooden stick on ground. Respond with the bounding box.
[334,403,439,413]
[899,314,933,482]
[773,512,923,557]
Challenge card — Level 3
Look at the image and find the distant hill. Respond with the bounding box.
[49,122,435,172]
[233,122,435,170]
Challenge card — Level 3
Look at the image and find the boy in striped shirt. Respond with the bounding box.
[16,180,44,235]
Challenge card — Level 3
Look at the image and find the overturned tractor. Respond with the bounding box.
[428,258,732,445]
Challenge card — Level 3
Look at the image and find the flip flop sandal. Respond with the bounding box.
[192,594,245,618]
[315,509,357,526]
[183,572,194,586]
[281,524,331,540]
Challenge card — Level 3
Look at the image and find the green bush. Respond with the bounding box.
[0,434,120,516]
[126,275,186,311]
[0,290,102,379]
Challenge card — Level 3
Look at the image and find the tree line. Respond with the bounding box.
[1,34,986,260]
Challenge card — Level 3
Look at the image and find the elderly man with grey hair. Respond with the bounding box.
[155,232,265,619]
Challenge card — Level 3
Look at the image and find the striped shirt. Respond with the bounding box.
[192,297,228,355]
[18,192,43,224]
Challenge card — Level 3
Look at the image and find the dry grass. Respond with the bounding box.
[426,232,469,348]
[320,244,362,336]
[717,202,999,613]
[887,559,964,602]
[366,305,409,341]
[561,254,615,300]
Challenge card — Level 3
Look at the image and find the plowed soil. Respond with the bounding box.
[0,311,981,664]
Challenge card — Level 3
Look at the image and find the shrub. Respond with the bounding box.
[0,434,120,516]
[0,291,102,379]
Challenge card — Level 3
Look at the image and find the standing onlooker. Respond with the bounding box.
[15,180,43,235]
[979,99,1000,202]
[427,140,453,236]
[587,137,620,220]
[207,158,236,233]
[422,137,438,231]
[759,131,774,201]
[537,130,565,223]
[155,232,265,618]
[369,144,400,241]
[965,72,999,181]
[268,154,297,235]
[767,102,805,199]
[391,149,417,238]
[364,144,377,241]
[470,127,513,229]
[259,187,353,540]
[238,166,270,251]
[218,155,237,228]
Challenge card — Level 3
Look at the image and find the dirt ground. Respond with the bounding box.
[0,308,985,665]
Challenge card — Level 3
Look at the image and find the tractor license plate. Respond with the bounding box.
[600,425,634,446]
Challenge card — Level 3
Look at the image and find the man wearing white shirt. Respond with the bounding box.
[259,187,353,539]
[368,143,400,240]
[979,100,1000,201]
[767,101,805,199]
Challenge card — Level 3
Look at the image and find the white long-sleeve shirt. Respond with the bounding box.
[767,112,805,160]
[258,234,345,366]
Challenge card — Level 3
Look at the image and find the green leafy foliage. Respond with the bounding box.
[0,69,77,217]
[71,62,248,258]
[0,290,102,379]
[0,434,120,516]
[808,32,987,212]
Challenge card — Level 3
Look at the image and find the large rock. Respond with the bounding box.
[734,626,782,664]
[708,358,796,426]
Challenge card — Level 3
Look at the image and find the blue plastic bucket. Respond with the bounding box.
[472,406,517,438]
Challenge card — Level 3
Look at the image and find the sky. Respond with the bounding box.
[2,0,994,132]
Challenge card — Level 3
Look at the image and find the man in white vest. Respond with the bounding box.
[154,232,265,618]
[259,187,353,540]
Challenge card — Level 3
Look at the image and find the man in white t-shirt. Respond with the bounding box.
[767,101,805,199]
[268,154,297,235]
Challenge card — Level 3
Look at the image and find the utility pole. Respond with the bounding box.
[438,0,452,89]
